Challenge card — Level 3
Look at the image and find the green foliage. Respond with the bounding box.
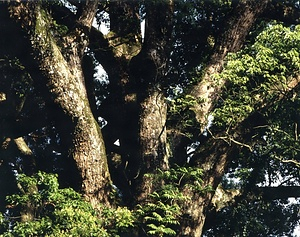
[0,213,9,234]
[101,206,135,235]
[0,172,135,237]
[168,94,203,138]
[204,198,300,237]
[51,20,69,36]
[210,94,300,236]
[157,165,210,192]
[1,169,206,237]
[214,22,300,129]
[169,95,201,114]
[136,190,182,237]
[169,94,200,126]
[136,166,210,236]
[201,22,300,236]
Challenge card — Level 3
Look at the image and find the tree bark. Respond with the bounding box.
[179,138,236,237]
[177,1,270,236]
[180,76,300,237]
[91,0,174,204]
[190,0,269,132]
[3,1,298,236]
[9,1,112,207]
[128,0,174,202]
[89,1,142,204]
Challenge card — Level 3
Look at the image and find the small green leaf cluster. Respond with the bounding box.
[137,198,181,237]
[169,95,200,114]
[101,206,135,236]
[168,94,203,138]
[136,190,182,237]
[0,214,9,235]
[51,20,69,36]
[158,165,208,192]
[136,166,208,236]
[214,22,300,129]
[0,172,135,237]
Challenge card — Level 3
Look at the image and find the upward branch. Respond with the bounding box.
[190,0,269,132]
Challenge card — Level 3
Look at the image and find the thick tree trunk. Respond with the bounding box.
[177,1,270,236]
[89,1,142,204]
[139,89,168,172]
[10,1,112,207]
[128,0,174,202]
[135,86,169,202]
[178,139,236,237]
[91,0,174,203]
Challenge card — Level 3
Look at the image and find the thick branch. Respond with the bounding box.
[211,185,300,213]
[182,72,300,236]
[190,0,269,131]
[76,0,99,29]
[257,186,300,200]
[14,137,32,156]
[89,27,123,84]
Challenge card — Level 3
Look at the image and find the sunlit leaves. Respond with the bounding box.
[168,94,202,138]
[204,22,300,236]
[2,172,135,237]
[136,191,181,237]
[213,22,300,129]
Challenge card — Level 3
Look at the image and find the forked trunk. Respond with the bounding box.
[177,1,269,235]
[130,0,174,202]
[10,1,112,207]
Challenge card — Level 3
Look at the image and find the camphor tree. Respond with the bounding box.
[0,0,300,236]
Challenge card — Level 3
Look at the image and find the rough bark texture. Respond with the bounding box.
[178,139,235,237]
[139,89,168,172]
[178,1,270,236]
[89,1,142,204]
[92,0,174,204]
[191,0,269,131]
[1,1,298,236]
[10,1,112,207]
[129,0,174,202]
[135,87,169,202]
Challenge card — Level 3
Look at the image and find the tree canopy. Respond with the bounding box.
[0,0,300,236]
